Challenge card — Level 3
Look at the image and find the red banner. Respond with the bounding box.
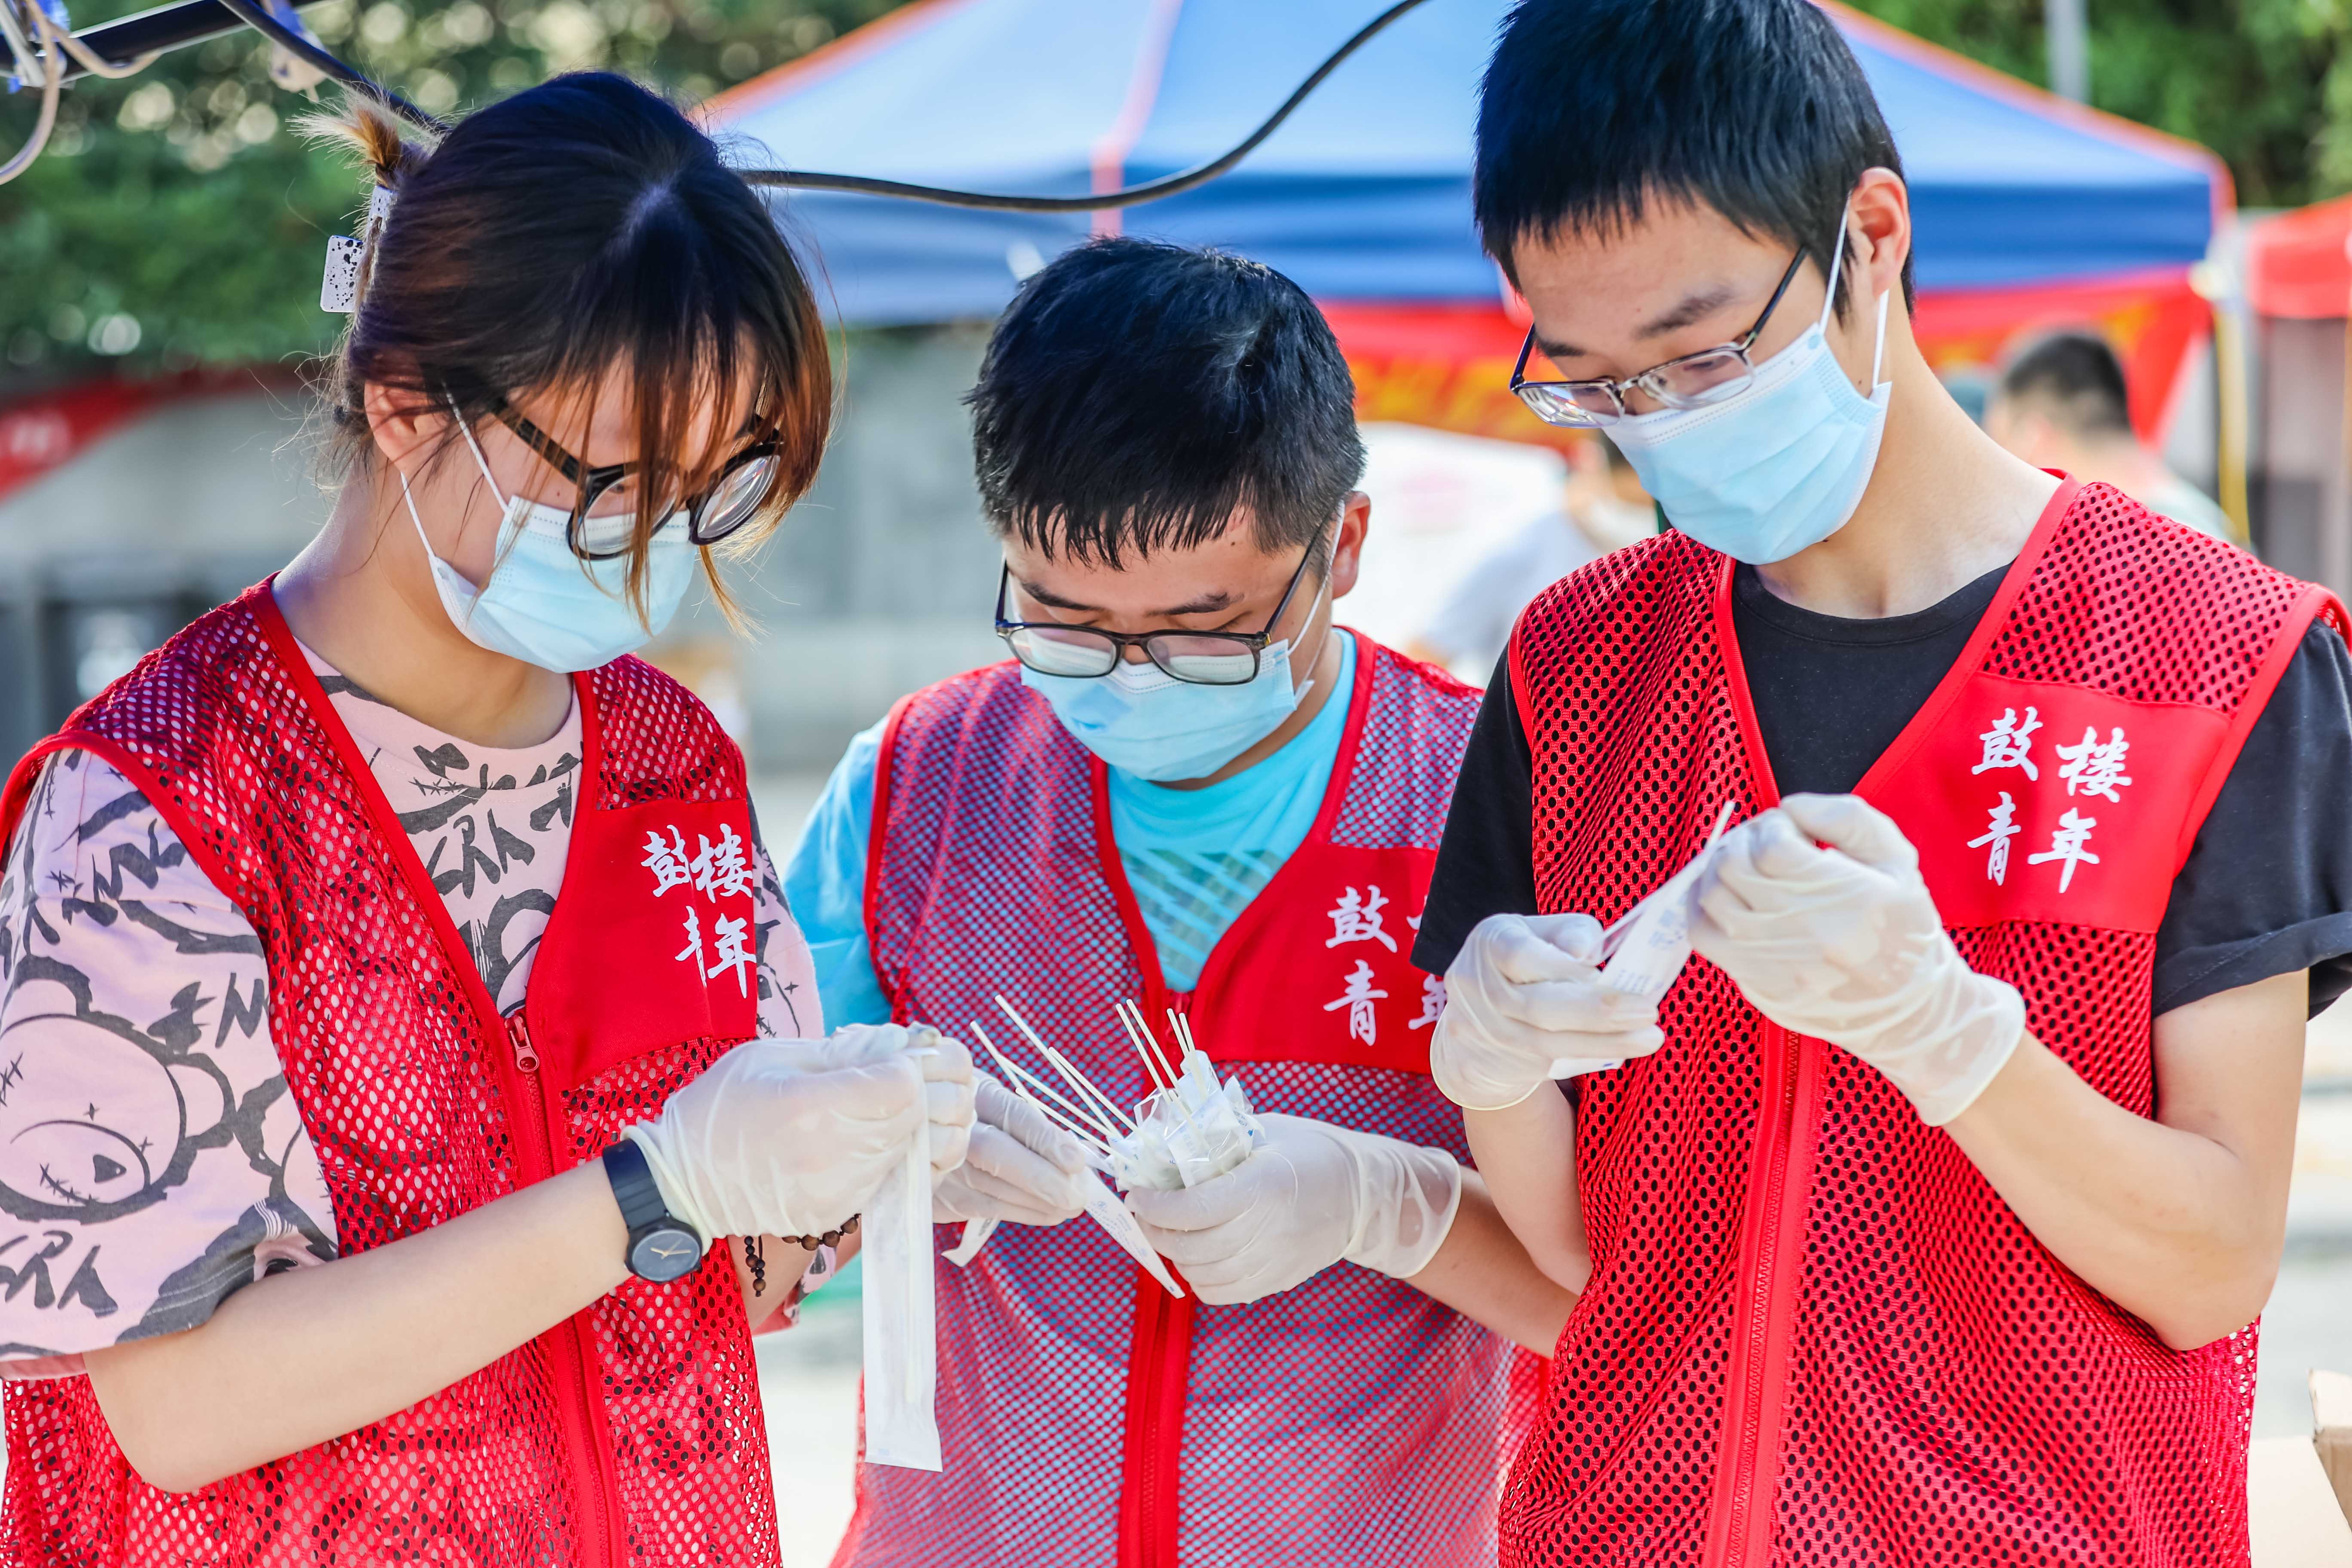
[0,371,289,507]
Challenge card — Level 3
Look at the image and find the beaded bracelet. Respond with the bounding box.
[783,1215,860,1253]
[744,1216,859,1298]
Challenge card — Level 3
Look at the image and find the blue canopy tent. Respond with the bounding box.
[709,0,2228,437]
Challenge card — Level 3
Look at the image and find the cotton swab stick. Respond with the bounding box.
[970,1024,1121,1150]
[1139,1006,1181,1089]
[995,997,1137,1132]
[971,1026,1120,1148]
[1121,1000,1182,1088]
[1113,1004,1170,1091]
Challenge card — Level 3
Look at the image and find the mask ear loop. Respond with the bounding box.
[1817,202,1892,388]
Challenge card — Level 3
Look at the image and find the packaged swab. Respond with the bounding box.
[861,1042,939,1470]
[1549,801,1737,1078]
[954,1000,1264,1294]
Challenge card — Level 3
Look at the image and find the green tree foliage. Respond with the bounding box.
[0,0,908,377]
[1849,0,2350,208]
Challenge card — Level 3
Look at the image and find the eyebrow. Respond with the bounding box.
[1535,282,1746,362]
[1014,577,1241,619]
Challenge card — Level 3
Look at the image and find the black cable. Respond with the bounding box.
[52,0,317,84]
[209,0,443,132]
[737,0,1432,210]
[67,0,1430,213]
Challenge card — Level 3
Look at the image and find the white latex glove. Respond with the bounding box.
[934,1075,1093,1228]
[1125,1113,1463,1305]
[824,1023,977,1178]
[1430,912,1666,1110]
[623,1025,976,1242]
[1690,793,2026,1126]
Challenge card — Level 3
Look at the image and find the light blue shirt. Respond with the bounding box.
[785,637,1358,1026]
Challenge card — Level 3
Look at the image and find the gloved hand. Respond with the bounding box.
[1690,793,2025,1126]
[623,1025,976,1243]
[934,1075,1093,1228]
[825,1023,978,1178]
[1430,912,1666,1110]
[1125,1114,1462,1305]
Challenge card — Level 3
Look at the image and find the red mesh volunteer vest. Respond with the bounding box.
[1501,482,2345,1568]
[851,633,1514,1568]
[0,582,778,1568]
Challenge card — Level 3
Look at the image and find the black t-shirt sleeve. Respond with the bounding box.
[2152,616,2352,1017]
[1413,658,1540,976]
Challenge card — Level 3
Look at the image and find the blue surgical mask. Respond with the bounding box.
[397,410,698,672]
[1604,226,1892,565]
[1021,576,1330,783]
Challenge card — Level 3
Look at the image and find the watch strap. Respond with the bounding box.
[603,1138,680,1234]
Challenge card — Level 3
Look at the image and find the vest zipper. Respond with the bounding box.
[502,1008,622,1568]
[1118,1271,1194,1568]
[1709,1024,1807,1568]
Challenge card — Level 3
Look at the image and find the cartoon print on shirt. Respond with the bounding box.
[0,651,814,1364]
[337,671,586,1017]
[0,754,333,1354]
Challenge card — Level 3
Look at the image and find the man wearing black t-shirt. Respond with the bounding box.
[1412,3,2352,1563]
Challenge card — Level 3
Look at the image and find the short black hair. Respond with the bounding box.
[1474,0,1912,318]
[967,237,1364,568]
[1997,331,2133,436]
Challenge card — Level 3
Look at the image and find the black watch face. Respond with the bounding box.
[629,1225,704,1283]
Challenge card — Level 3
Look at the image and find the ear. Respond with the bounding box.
[1329,490,1371,601]
[1847,168,1911,309]
[361,379,452,477]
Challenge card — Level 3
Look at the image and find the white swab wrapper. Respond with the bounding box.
[1550,801,1736,1079]
[862,1052,940,1470]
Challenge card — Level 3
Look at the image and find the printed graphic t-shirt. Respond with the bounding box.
[0,640,816,1374]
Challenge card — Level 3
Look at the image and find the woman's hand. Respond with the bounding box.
[626,1026,975,1242]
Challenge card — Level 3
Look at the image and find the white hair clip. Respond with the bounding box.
[321,184,396,314]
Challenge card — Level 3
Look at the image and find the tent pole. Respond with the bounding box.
[2192,262,2252,547]
[2045,0,2089,102]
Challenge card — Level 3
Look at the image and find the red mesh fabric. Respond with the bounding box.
[849,645,1512,1568]
[0,588,776,1568]
[1502,488,2321,1567]
[1505,533,1764,1566]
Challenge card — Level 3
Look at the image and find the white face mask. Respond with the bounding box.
[398,407,699,672]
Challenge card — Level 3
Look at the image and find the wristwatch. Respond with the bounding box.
[602,1139,704,1283]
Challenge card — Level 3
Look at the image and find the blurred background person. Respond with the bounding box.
[1404,438,1652,680]
[1985,329,2235,539]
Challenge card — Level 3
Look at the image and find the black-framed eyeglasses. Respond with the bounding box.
[1508,248,1810,428]
[994,529,1326,687]
[487,397,783,562]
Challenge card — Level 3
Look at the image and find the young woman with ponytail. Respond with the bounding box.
[0,72,974,1565]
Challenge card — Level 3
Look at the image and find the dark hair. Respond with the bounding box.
[1474,0,1912,318]
[306,74,831,617]
[1997,330,2133,437]
[967,237,1363,569]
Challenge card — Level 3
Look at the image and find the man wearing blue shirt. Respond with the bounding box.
[787,237,1569,1568]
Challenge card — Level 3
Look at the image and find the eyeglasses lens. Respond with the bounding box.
[1009,625,1119,678]
[693,455,778,543]
[1645,347,1754,409]
[573,507,638,560]
[1147,637,1259,685]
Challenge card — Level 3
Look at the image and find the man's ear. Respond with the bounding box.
[1847,168,1911,312]
[1329,490,1371,601]
[361,379,451,477]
